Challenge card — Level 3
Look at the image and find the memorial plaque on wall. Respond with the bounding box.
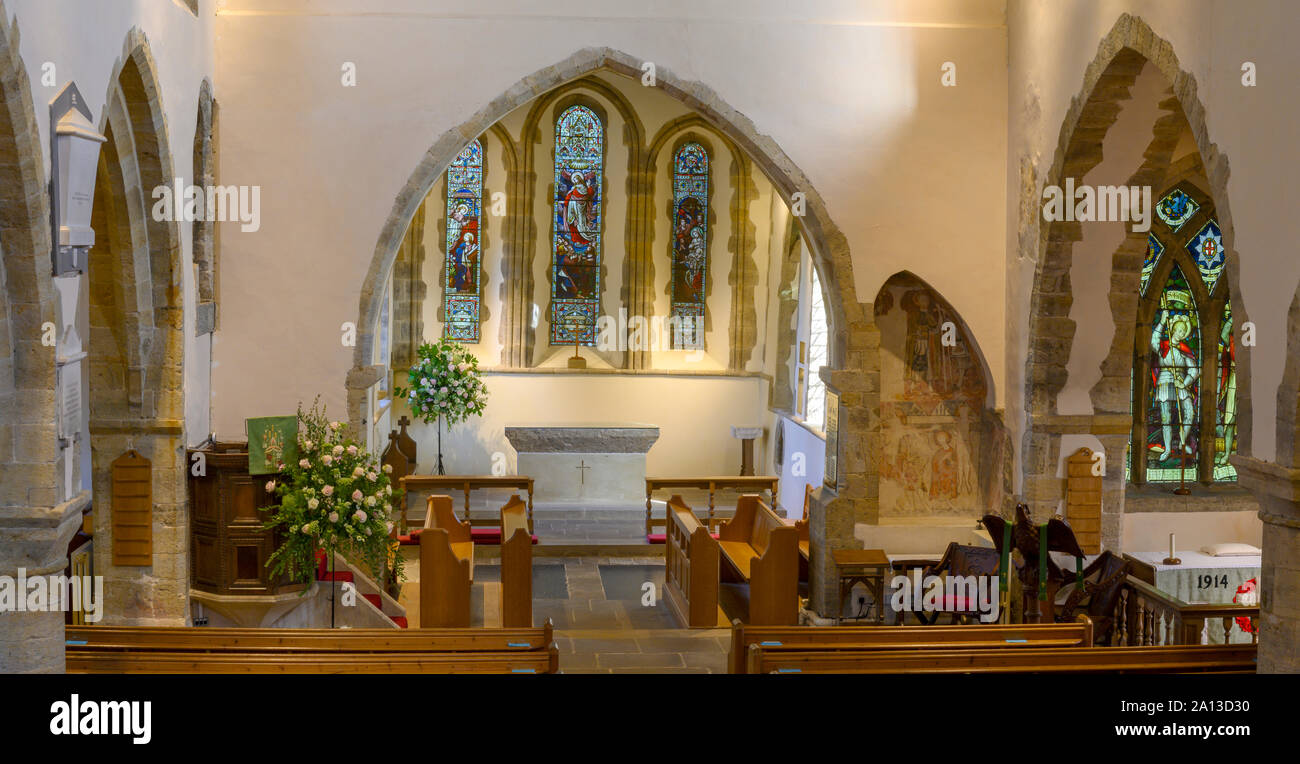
[824,388,840,489]
[111,450,152,566]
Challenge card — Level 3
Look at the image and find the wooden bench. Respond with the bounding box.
[717,494,799,625]
[728,617,1095,674]
[401,474,535,538]
[66,623,553,653]
[792,483,812,564]
[65,623,560,674]
[420,495,474,627]
[500,495,532,628]
[747,643,1258,674]
[67,648,559,674]
[645,476,779,539]
[663,495,722,628]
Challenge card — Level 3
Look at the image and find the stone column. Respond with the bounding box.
[1233,456,1300,672]
[0,491,89,673]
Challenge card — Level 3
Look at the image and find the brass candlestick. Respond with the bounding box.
[566,320,587,369]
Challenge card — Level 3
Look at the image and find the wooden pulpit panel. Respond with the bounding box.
[1065,448,1102,554]
[112,449,153,566]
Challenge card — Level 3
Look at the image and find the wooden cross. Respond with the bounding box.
[398,415,411,430]
[575,459,591,485]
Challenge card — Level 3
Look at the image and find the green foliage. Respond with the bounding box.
[394,337,489,427]
[262,398,404,588]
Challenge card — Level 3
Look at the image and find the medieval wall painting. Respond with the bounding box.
[875,275,989,518]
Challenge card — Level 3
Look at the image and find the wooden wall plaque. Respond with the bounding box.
[1065,447,1102,554]
[111,449,153,566]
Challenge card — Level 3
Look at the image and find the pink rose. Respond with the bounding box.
[264,480,275,493]
[353,510,367,523]
[347,445,358,456]
[322,485,334,496]
[328,512,339,523]
[351,489,364,501]
[322,455,333,466]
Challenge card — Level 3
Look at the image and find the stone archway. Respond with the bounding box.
[86,29,188,626]
[1020,15,1252,552]
[349,47,876,620]
[0,0,86,674]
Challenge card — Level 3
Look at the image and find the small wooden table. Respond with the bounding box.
[832,549,891,625]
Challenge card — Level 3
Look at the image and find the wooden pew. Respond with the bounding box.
[68,646,560,674]
[420,495,474,627]
[746,643,1257,674]
[500,495,532,628]
[793,483,812,564]
[66,623,553,654]
[66,623,559,673]
[645,475,779,538]
[728,617,1095,674]
[402,475,535,535]
[663,495,721,628]
[717,494,799,625]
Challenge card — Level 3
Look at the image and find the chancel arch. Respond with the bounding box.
[86,29,188,626]
[350,50,873,622]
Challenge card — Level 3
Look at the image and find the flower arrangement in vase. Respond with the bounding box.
[262,399,404,591]
[394,337,489,474]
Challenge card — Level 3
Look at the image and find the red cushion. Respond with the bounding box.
[318,571,353,583]
[397,530,422,546]
[362,593,381,610]
[391,616,408,629]
[471,528,538,545]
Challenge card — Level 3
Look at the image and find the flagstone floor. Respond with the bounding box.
[398,552,738,673]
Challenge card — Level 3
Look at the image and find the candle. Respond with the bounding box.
[1169,532,1176,560]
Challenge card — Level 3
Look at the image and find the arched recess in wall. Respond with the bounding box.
[193,78,217,334]
[0,2,60,512]
[87,29,188,624]
[1021,14,1251,534]
[349,48,864,430]
[874,271,1009,518]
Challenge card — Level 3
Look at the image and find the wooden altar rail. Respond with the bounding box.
[401,475,534,533]
[645,476,779,535]
[1111,575,1259,647]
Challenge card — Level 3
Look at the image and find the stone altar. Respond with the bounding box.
[504,424,659,505]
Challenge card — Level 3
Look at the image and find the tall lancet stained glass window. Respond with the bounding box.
[670,142,709,348]
[1144,265,1202,482]
[444,139,484,342]
[550,105,604,345]
[1128,182,1237,485]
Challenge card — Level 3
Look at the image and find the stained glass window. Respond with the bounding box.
[443,139,483,342]
[1131,183,1237,486]
[1156,188,1199,232]
[1187,218,1225,295]
[670,142,709,348]
[1144,265,1201,483]
[550,105,604,345]
[1140,233,1164,296]
[1215,297,1238,481]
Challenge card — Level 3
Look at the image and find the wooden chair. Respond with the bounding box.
[915,542,1002,625]
[1056,550,1130,644]
[718,494,799,625]
[500,495,532,628]
[420,495,473,627]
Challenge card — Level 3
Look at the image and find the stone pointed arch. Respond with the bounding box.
[349,46,863,427]
[0,0,86,674]
[1021,15,1252,546]
[86,28,188,627]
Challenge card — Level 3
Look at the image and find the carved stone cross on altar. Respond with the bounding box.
[576,459,591,485]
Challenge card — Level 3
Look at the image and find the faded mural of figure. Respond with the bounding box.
[929,430,959,502]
